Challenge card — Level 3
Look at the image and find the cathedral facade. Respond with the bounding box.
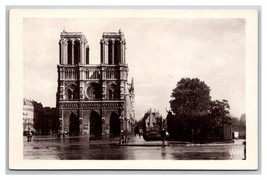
[56,30,135,137]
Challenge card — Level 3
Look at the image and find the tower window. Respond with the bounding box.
[67,41,72,65]
[108,40,113,65]
[114,40,121,65]
[74,40,80,64]
[86,47,89,64]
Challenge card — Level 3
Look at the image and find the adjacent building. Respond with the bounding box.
[56,30,135,136]
[31,101,44,134]
[141,109,165,140]
[23,99,34,135]
[23,99,59,135]
[144,109,163,133]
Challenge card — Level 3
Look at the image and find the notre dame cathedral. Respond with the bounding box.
[56,30,135,137]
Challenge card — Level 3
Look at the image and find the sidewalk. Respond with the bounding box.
[120,136,170,146]
[24,135,244,147]
[119,136,245,147]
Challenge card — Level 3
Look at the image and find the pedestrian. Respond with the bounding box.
[161,128,166,146]
[27,133,30,142]
[28,131,32,142]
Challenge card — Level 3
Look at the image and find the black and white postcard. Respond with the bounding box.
[9,9,258,170]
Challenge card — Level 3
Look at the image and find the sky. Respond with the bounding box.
[23,18,245,120]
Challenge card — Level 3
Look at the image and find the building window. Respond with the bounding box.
[108,40,113,65]
[67,84,79,100]
[67,41,72,65]
[114,40,121,65]
[86,83,101,100]
[74,40,80,64]
[86,47,89,64]
[68,89,73,100]
[108,84,119,99]
[109,89,114,99]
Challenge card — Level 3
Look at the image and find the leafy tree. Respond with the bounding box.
[208,99,230,138]
[169,78,211,139]
[168,78,231,140]
[210,100,230,117]
[170,78,211,117]
[166,110,177,139]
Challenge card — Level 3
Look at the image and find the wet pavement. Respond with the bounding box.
[24,135,246,160]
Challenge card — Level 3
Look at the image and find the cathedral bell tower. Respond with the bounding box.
[100,29,126,65]
[57,30,134,138]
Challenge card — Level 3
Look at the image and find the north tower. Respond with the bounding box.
[57,30,135,137]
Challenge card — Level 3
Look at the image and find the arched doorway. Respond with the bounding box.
[110,112,120,136]
[90,111,102,136]
[69,112,79,136]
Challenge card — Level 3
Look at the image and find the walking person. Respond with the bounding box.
[27,131,32,142]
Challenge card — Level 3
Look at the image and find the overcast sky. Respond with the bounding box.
[24,18,245,120]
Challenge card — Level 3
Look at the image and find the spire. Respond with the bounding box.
[61,28,67,35]
[131,77,134,86]
[130,77,134,92]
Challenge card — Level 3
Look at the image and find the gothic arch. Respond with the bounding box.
[74,40,80,64]
[108,83,119,99]
[90,111,102,136]
[108,40,113,65]
[66,83,79,100]
[86,83,101,100]
[67,40,72,65]
[86,47,89,64]
[114,40,121,64]
[62,110,78,134]
[69,112,79,136]
[109,112,120,136]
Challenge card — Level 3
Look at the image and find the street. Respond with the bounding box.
[24,135,245,160]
